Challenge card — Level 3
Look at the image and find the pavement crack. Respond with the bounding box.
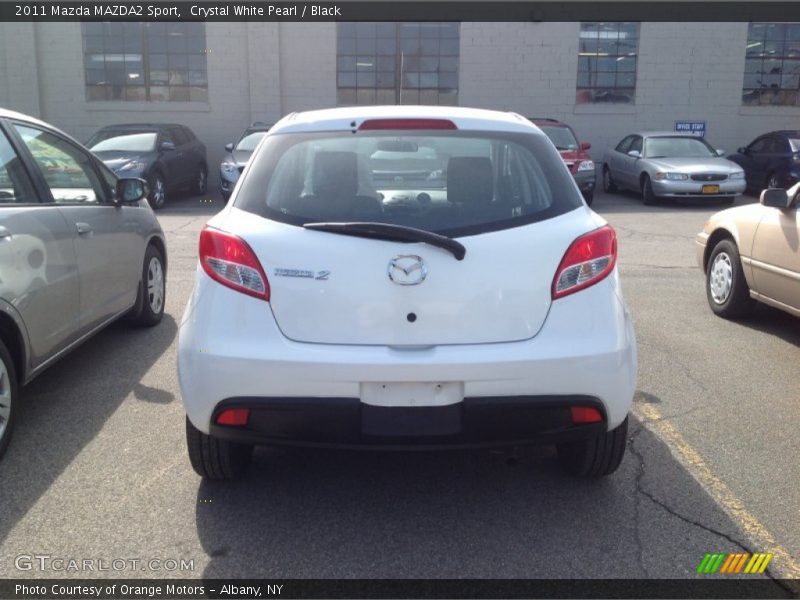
[628,426,652,578]
[628,426,793,593]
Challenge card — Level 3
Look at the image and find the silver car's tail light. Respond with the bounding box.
[552,225,617,299]
[199,227,270,301]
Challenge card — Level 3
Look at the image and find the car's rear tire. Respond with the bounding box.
[193,165,208,195]
[557,416,628,477]
[0,338,18,460]
[186,416,253,480]
[148,172,166,209]
[583,190,594,206]
[131,244,166,327]
[706,238,755,319]
[602,166,617,192]
[766,172,780,190]
[641,175,658,206]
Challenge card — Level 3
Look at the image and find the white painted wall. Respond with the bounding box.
[1,21,799,186]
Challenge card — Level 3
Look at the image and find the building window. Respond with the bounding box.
[576,22,639,104]
[336,22,459,106]
[81,22,208,102]
[743,23,800,106]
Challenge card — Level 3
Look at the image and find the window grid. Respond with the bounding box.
[81,22,208,102]
[576,22,639,104]
[336,22,459,106]
[743,22,800,106]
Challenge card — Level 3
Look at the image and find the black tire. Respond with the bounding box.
[557,416,628,477]
[0,338,18,460]
[131,244,166,327]
[602,166,617,192]
[583,190,594,206]
[193,165,208,195]
[148,172,167,209]
[705,238,755,319]
[641,175,658,206]
[766,172,780,190]
[186,416,253,480]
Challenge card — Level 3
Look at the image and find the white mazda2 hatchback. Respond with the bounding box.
[178,106,637,480]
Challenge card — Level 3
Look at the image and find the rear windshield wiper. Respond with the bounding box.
[303,222,466,261]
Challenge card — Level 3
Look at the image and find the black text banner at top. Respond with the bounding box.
[3,1,800,22]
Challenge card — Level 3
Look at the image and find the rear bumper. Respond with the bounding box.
[210,395,607,449]
[179,270,637,439]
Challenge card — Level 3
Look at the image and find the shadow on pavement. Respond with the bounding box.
[158,190,226,216]
[193,414,786,585]
[0,315,177,544]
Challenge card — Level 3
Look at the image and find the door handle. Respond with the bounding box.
[0,226,11,240]
[76,222,92,235]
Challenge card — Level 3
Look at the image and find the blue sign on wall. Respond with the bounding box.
[675,121,706,137]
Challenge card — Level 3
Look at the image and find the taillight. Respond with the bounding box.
[216,408,250,426]
[358,118,457,130]
[570,406,604,424]
[552,225,617,299]
[199,227,270,301]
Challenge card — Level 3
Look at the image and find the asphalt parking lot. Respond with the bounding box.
[0,187,798,586]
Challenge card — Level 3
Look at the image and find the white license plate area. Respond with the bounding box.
[360,382,464,407]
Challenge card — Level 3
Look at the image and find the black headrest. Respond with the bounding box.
[312,151,358,199]
[447,157,493,205]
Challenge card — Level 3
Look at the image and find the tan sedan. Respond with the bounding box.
[696,184,800,318]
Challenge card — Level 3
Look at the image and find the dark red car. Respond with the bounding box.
[529,118,596,205]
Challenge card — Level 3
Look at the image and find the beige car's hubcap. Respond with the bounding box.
[709,252,733,304]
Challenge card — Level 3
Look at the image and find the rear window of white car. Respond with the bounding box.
[234,130,583,237]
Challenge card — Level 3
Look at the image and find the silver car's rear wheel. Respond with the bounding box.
[131,244,166,327]
[709,252,733,304]
[0,339,17,459]
[147,256,165,314]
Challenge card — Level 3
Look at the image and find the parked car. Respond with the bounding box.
[220,122,272,199]
[178,106,637,481]
[603,132,746,205]
[0,107,168,458]
[727,130,800,192]
[87,123,208,209]
[529,118,596,205]
[697,183,800,319]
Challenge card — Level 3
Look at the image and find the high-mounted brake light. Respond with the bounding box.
[199,227,270,301]
[216,408,250,426]
[358,118,458,131]
[552,225,617,299]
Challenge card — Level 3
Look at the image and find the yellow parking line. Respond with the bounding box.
[635,402,800,579]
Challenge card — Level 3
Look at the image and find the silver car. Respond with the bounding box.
[0,108,167,458]
[602,132,746,205]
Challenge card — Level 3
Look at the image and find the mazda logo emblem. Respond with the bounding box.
[387,255,427,285]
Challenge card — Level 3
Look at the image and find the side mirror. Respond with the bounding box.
[760,187,791,209]
[159,141,176,152]
[224,143,234,152]
[580,141,591,151]
[737,147,747,154]
[116,177,148,204]
[627,150,641,158]
[716,149,725,156]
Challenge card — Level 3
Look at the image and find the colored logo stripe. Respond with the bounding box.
[698,552,773,575]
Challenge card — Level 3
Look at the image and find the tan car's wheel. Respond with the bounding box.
[706,238,755,319]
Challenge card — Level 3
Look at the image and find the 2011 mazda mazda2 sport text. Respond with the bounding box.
[178,106,637,480]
